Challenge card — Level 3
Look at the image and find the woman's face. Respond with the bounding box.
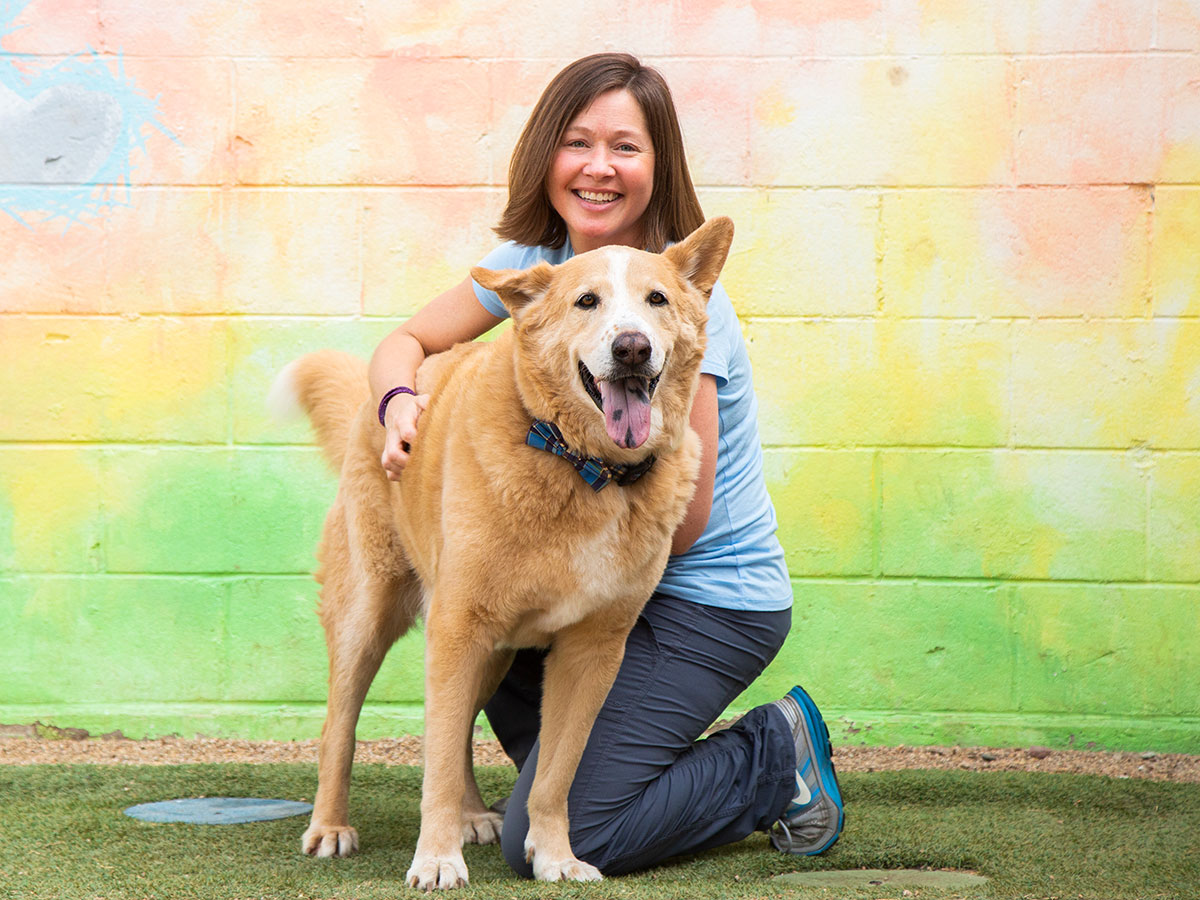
[546,88,655,254]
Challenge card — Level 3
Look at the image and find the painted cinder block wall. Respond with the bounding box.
[1,0,1198,751]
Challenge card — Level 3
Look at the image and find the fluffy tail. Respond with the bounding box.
[268,350,370,472]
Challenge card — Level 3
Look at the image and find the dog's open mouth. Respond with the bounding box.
[579,361,662,450]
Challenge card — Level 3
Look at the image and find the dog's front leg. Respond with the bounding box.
[459,649,514,846]
[406,599,496,891]
[523,612,639,882]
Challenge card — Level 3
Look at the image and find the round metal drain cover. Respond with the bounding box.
[124,797,313,825]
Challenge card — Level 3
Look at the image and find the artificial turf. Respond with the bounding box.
[1,762,1196,899]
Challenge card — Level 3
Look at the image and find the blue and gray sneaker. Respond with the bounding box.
[768,685,844,855]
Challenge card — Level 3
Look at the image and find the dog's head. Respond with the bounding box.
[472,216,734,462]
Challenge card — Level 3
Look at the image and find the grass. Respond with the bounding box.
[1,762,1197,900]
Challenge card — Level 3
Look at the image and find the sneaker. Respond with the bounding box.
[768,684,844,855]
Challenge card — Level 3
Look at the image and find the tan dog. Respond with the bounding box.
[271,217,734,890]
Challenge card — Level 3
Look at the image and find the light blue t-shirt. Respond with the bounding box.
[473,241,792,612]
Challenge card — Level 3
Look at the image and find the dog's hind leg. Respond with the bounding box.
[302,507,421,858]
[459,648,514,846]
[406,592,500,890]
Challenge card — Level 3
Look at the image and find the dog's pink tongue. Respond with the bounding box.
[598,378,652,449]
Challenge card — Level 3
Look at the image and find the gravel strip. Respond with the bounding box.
[2,731,1196,783]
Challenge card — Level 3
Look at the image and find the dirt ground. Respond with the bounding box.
[2,726,1197,783]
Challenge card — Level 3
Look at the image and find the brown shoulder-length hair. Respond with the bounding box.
[495,53,705,253]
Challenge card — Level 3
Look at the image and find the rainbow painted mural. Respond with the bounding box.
[1,0,1197,751]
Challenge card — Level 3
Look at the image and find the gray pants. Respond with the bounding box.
[483,592,796,876]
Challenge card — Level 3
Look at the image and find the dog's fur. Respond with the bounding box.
[271,217,734,890]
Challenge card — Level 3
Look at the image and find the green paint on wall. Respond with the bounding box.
[2,314,1196,751]
[1008,584,1200,718]
[0,576,227,705]
[880,451,1146,580]
[1149,455,1200,581]
[763,449,875,577]
[99,447,336,574]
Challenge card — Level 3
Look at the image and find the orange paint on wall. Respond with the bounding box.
[984,188,1150,316]
[752,0,879,26]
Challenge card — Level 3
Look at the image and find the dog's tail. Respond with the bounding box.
[268,350,370,472]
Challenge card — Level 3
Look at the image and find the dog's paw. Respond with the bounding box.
[302,823,359,858]
[461,808,503,845]
[525,837,602,884]
[405,852,469,891]
[531,853,603,883]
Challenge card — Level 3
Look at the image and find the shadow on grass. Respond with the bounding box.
[1,763,1197,899]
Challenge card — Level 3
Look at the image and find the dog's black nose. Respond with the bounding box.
[612,331,651,367]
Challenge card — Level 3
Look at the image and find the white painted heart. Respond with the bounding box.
[0,81,123,184]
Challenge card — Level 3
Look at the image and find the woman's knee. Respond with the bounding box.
[499,771,534,877]
[497,788,620,878]
[500,821,534,878]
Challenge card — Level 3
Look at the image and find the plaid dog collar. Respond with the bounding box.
[526,420,656,492]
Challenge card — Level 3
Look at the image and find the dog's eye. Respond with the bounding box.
[576,292,598,309]
[647,290,668,306]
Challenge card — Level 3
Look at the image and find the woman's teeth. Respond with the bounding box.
[576,190,618,203]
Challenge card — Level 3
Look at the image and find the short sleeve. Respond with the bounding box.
[701,280,735,387]
[471,241,576,319]
[471,243,526,319]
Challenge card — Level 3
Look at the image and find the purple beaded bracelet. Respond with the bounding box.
[377,385,417,427]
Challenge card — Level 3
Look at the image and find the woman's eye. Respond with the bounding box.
[576,292,598,309]
[647,290,668,306]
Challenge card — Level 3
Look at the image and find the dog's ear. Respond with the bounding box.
[471,262,555,316]
[663,216,735,298]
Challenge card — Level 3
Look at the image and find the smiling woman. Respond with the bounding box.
[495,52,704,254]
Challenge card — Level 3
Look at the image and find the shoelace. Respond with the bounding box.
[769,818,799,852]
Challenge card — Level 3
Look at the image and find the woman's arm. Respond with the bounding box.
[371,276,503,479]
[670,373,718,555]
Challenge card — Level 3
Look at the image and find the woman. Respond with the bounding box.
[370,52,843,877]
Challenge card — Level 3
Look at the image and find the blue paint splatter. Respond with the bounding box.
[0,0,175,228]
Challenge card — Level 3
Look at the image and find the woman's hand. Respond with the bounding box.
[381,392,429,480]
[368,276,504,480]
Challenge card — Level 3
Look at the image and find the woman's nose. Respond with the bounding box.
[582,147,615,177]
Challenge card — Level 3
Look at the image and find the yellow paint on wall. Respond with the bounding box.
[0,318,229,443]
[753,83,796,127]
[916,0,975,31]
[1160,139,1200,187]
[872,318,1008,443]
[749,318,1008,447]
[1152,188,1200,317]
[1157,322,1200,447]
[0,450,102,573]
[863,57,1011,185]
[695,189,773,312]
